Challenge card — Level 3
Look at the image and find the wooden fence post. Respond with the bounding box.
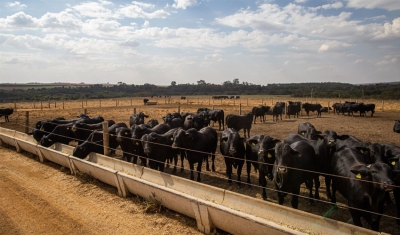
[62,100,64,109]
[83,109,87,116]
[81,100,84,108]
[24,111,29,134]
[208,98,210,105]
[133,108,136,115]
[212,105,214,110]
[131,98,133,106]
[177,106,180,114]
[102,121,109,156]
[41,101,43,110]
[239,104,242,115]
[247,98,249,106]
[382,100,384,112]
[100,100,102,107]
[328,102,330,113]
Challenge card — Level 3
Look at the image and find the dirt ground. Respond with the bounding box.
[1,98,400,234]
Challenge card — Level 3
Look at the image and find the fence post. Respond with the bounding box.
[34,102,36,109]
[234,98,235,106]
[133,108,136,115]
[177,106,180,114]
[62,100,64,109]
[382,100,384,112]
[209,98,210,105]
[239,104,242,115]
[116,99,118,107]
[102,121,109,156]
[285,102,288,118]
[272,98,273,105]
[261,99,263,106]
[55,101,56,108]
[83,109,87,116]
[24,111,29,134]
[41,101,43,110]
[81,100,83,108]
[100,100,102,107]
[220,99,222,105]
[247,98,249,106]
[212,105,214,110]
[131,98,133,106]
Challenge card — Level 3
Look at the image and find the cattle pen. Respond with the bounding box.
[1,96,400,234]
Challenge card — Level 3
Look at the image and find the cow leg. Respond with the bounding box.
[277,191,285,205]
[314,175,320,200]
[349,208,363,228]
[325,176,332,199]
[159,162,165,172]
[211,153,215,172]
[196,159,202,182]
[394,188,400,224]
[172,155,178,174]
[180,151,185,172]
[225,158,232,184]
[331,181,337,204]
[305,178,314,204]
[259,171,267,200]
[189,161,195,181]
[236,163,243,187]
[246,160,252,184]
[205,155,210,171]
[291,186,300,209]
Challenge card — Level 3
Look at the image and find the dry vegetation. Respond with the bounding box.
[1,95,400,234]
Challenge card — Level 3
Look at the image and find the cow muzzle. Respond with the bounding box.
[258,149,265,157]
[278,167,287,173]
[171,144,178,149]
[229,148,236,154]
[383,181,394,192]
[144,148,150,154]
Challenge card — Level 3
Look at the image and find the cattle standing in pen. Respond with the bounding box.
[220,128,246,186]
[246,135,280,200]
[331,146,396,231]
[172,127,217,182]
[302,103,322,117]
[226,112,253,138]
[273,141,317,209]
[0,108,13,122]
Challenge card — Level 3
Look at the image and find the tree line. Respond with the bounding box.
[0,81,399,103]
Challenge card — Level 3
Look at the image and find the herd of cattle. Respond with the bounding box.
[23,101,400,232]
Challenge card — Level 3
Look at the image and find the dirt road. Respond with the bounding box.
[0,146,202,235]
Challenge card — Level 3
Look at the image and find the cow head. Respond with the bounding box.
[273,142,298,189]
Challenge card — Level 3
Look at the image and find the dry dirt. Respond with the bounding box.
[1,97,400,234]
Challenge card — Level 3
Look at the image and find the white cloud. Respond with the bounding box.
[118,4,170,19]
[72,1,117,19]
[172,0,199,9]
[143,20,149,28]
[0,12,37,29]
[318,41,353,52]
[6,1,26,9]
[294,0,308,3]
[345,0,400,11]
[372,18,400,41]
[310,2,344,10]
[354,59,363,64]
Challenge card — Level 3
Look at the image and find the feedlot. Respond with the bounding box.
[1,96,400,234]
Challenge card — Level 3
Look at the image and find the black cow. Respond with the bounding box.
[172,127,217,181]
[287,101,301,119]
[252,106,270,123]
[29,117,66,142]
[339,102,366,117]
[197,108,210,112]
[302,103,322,117]
[72,123,125,159]
[319,107,332,113]
[183,113,206,131]
[220,128,246,185]
[364,104,376,117]
[284,133,336,200]
[273,141,316,209]
[72,120,116,144]
[394,120,400,133]
[380,143,400,224]
[146,119,159,128]
[180,112,195,122]
[129,112,149,127]
[143,99,149,104]
[206,109,224,130]
[331,146,395,231]
[332,103,342,115]
[246,135,280,200]
[142,128,181,173]
[226,112,253,138]
[181,96,186,99]
[40,123,76,147]
[131,124,171,166]
[116,127,137,163]
[272,102,285,121]
[297,122,321,140]
[0,108,13,122]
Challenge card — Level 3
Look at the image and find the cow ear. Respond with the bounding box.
[350,165,369,179]
[316,135,324,141]
[246,135,259,145]
[144,115,149,118]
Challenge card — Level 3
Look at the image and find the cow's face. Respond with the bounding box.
[274,143,297,189]
[40,136,54,147]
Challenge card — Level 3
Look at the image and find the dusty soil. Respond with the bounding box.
[1,97,400,234]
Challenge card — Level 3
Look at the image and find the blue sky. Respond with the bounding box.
[0,0,399,85]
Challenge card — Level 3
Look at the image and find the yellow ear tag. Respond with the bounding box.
[125,132,128,135]
[252,142,255,146]
[392,161,396,166]
[170,137,174,140]
[268,153,272,158]
[356,173,361,179]
[67,127,70,130]
[359,149,364,153]
[301,132,305,135]
[136,142,139,145]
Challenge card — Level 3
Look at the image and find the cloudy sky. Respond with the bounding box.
[1,0,399,85]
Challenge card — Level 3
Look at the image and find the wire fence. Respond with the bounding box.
[3,118,400,224]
